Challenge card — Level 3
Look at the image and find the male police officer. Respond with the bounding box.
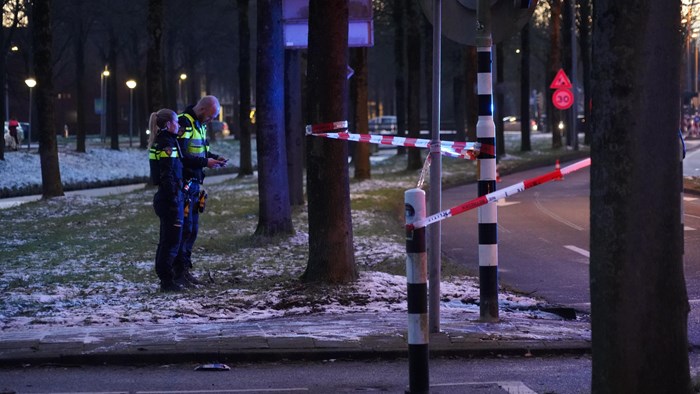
[175,96,227,287]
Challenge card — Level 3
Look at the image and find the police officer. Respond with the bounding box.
[175,96,227,286]
[148,109,187,292]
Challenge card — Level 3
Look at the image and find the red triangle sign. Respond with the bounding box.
[550,69,572,89]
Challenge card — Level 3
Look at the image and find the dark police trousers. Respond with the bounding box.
[153,190,184,282]
[175,182,200,276]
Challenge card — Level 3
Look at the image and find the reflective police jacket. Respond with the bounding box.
[149,130,184,210]
[177,106,221,183]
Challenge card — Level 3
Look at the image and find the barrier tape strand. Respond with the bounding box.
[407,158,592,230]
[306,128,481,159]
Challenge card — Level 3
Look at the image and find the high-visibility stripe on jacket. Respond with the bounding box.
[178,113,209,158]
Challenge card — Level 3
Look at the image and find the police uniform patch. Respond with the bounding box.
[164,147,172,156]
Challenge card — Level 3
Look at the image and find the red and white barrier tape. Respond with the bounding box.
[305,123,481,160]
[407,158,592,230]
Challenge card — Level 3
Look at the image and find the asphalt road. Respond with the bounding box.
[441,160,700,345]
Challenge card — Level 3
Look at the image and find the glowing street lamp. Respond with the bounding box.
[126,79,136,147]
[24,77,36,151]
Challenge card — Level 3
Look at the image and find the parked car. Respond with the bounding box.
[368,115,397,135]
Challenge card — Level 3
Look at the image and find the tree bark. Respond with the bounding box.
[520,24,531,152]
[32,0,63,198]
[285,49,305,204]
[254,0,293,237]
[393,0,406,155]
[238,0,254,176]
[303,0,357,284]
[590,1,691,392]
[405,0,422,170]
[146,0,164,114]
[351,47,370,180]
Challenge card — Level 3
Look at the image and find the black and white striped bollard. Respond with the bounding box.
[405,188,429,394]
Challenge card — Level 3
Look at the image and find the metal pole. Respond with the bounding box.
[476,0,499,322]
[405,188,429,394]
[570,0,579,150]
[100,74,106,143]
[129,88,133,147]
[27,87,31,151]
[428,0,442,334]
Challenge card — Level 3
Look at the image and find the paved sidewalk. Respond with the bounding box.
[0,310,590,366]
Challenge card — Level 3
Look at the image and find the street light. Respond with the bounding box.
[100,67,110,143]
[126,79,136,147]
[178,73,187,110]
[24,78,36,151]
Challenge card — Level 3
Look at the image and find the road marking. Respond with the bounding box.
[496,199,521,207]
[686,226,696,231]
[534,192,585,231]
[137,389,308,393]
[564,245,590,259]
[432,381,537,394]
[684,196,698,202]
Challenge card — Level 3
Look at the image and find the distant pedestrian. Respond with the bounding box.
[175,96,227,287]
[8,117,19,150]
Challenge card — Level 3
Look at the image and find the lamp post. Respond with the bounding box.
[178,73,187,110]
[100,67,110,143]
[126,79,136,147]
[24,78,36,151]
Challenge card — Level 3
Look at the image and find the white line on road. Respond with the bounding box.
[137,389,309,393]
[431,381,537,394]
[564,245,590,259]
[534,192,585,231]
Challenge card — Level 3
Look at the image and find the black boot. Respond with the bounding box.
[160,279,184,292]
[183,270,203,286]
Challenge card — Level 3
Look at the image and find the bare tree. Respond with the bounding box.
[31,0,63,198]
[590,1,691,391]
[146,0,164,114]
[405,0,422,170]
[254,0,293,236]
[393,0,406,155]
[350,47,370,180]
[303,0,357,283]
[285,49,304,204]
[238,0,254,176]
[520,24,531,152]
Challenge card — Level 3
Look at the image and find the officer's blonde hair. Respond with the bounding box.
[147,108,177,148]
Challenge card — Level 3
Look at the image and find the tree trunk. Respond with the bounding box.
[108,32,119,150]
[238,0,254,176]
[590,1,691,392]
[405,0,422,171]
[303,0,357,284]
[0,28,6,161]
[254,0,293,237]
[74,8,87,153]
[32,0,63,198]
[351,47,370,180]
[579,0,592,146]
[465,46,478,142]
[285,49,305,204]
[393,0,406,155]
[520,24,531,152]
[548,0,563,148]
[146,0,164,114]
